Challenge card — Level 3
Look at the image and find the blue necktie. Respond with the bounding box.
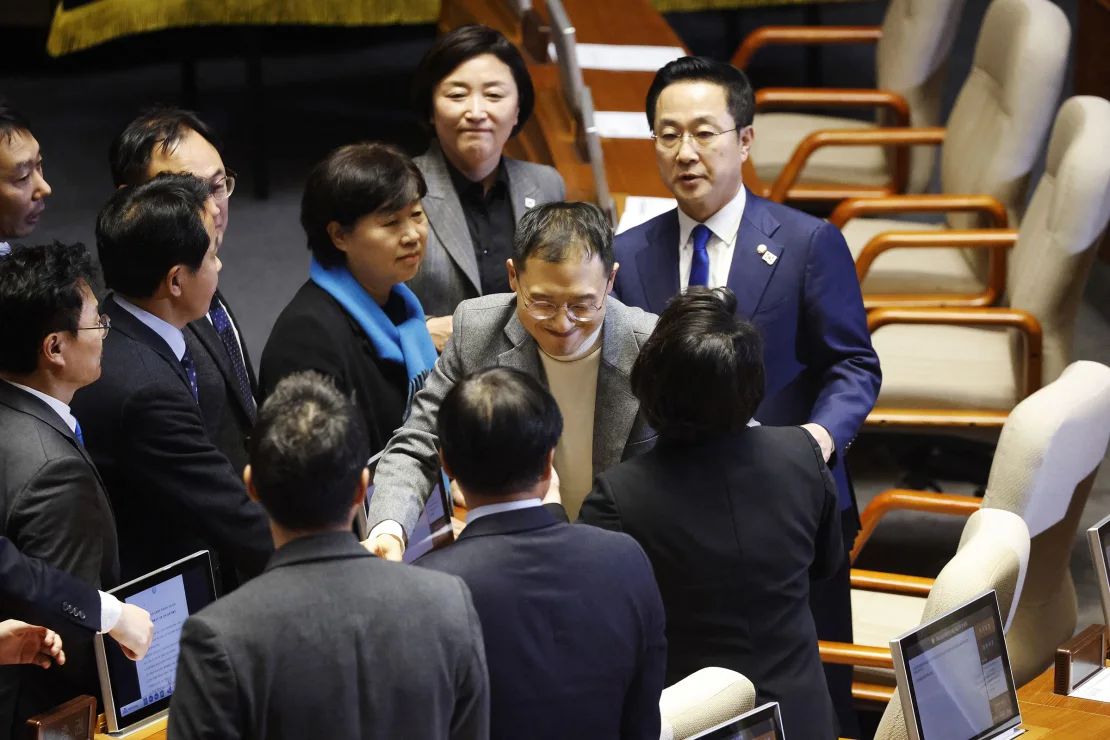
[209,300,257,423]
[180,347,199,401]
[689,224,711,288]
[73,420,84,446]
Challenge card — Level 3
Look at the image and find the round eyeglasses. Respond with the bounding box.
[209,171,237,201]
[518,291,604,324]
[76,314,111,340]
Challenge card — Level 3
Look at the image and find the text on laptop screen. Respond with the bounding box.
[903,599,1018,739]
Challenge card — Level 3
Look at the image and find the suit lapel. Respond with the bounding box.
[727,195,784,318]
[592,300,641,473]
[106,295,194,397]
[421,143,482,294]
[498,309,545,381]
[188,314,255,420]
[635,212,681,314]
[505,158,543,222]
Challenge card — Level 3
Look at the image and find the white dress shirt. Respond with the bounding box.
[677,185,747,291]
[114,296,186,360]
[465,498,542,524]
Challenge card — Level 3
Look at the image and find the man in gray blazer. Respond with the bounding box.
[366,202,658,560]
[169,372,488,740]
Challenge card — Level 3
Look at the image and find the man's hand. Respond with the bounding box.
[426,316,454,353]
[0,620,65,669]
[543,467,562,506]
[363,534,404,562]
[801,423,835,463]
[109,603,154,661]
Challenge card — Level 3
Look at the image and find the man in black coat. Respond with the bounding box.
[70,175,272,585]
[0,243,152,731]
[418,367,667,740]
[579,288,842,740]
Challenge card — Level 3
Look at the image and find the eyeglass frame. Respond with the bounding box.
[209,169,237,201]
[651,126,742,151]
[75,314,111,339]
[514,273,614,324]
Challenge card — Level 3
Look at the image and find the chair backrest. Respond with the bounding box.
[659,667,757,740]
[940,0,1070,230]
[872,508,1031,740]
[875,0,967,192]
[980,360,1110,684]
[1007,97,1110,383]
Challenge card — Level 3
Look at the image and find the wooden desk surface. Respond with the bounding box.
[1016,662,1110,736]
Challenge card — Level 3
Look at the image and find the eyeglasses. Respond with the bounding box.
[651,127,739,150]
[75,314,111,340]
[517,285,604,324]
[210,170,237,201]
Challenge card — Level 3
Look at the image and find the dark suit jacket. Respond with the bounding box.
[0,381,119,732]
[69,295,272,583]
[580,426,843,740]
[169,532,489,740]
[417,506,666,740]
[0,538,101,631]
[612,195,881,518]
[186,290,256,478]
[258,281,410,456]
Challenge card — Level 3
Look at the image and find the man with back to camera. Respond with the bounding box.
[70,174,273,585]
[0,101,51,255]
[363,201,658,561]
[110,107,257,485]
[417,366,666,739]
[0,242,153,730]
[169,371,489,740]
[611,57,881,734]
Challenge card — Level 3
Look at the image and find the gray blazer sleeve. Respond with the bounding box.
[169,616,242,740]
[366,301,471,536]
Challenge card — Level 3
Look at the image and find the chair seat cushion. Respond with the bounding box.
[751,112,890,187]
[841,218,987,296]
[873,323,1021,410]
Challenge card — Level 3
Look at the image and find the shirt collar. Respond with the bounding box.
[0,242,10,256]
[445,156,509,202]
[465,498,543,524]
[3,379,78,433]
[114,295,187,361]
[677,184,747,249]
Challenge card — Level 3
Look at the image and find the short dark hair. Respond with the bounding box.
[249,371,369,530]
[438,367,563,498]
[513,201,614,273]
[645,57,755,132]
[301,142,428,268]
[631,287,764,442]
[0,242,96,375]
[412,24,534,137]
[109,106,221,187]
[0,99,31,145]
[96,173,212,299]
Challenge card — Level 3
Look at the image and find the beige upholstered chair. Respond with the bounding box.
[821,508,1029,710]
[804,0,1071,310]
[733,0,966,199]
[863,96,1110,428]
[659,667,756,740]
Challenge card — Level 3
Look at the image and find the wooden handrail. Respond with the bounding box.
[732,25,882,69]
[852,488,983,563]
[865,408,1011,428]
[850,568,936,597]
[829,193,1009,230]
[755,88,911,127]
[818,640,894,669]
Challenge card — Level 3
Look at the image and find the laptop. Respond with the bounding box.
[687,702,786,739]
[1087,512,1110,626]
[94,551,218,733]
[354,451,455,563]
[891,590,1024,740]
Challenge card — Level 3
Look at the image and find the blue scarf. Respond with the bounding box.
[309,258,438,406]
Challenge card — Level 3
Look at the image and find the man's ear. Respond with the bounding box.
[505,258,518,291]
[540,448,556,481]
[438,448,455,480]
[353,467,369,508]
[166,264,184,298]
[243,465,260,503]
[738,125,754,162]
[607,262,620,293]
[40,332,65,371]
[326,221,349,254]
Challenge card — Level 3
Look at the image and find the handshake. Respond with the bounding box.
[0,602,154,670]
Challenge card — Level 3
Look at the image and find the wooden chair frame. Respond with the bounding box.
[731,25,883,70]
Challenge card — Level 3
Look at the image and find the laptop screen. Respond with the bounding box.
[892,591,1021,740]
[1087,512,1110,626]
[688,702,785,740]
[95,551,217,732]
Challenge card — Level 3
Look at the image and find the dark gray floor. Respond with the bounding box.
[4,0,1106,648]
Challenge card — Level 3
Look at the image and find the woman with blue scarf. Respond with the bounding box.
[260,143,439,455]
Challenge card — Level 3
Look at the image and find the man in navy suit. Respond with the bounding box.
[611,57,880,735]
[417,367,666,740]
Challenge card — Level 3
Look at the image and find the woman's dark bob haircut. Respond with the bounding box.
[300,142,427,268]
[411,24,534,138]
[631,287,765,443]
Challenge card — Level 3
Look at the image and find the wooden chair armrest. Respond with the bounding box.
[829,194,1009,229]
[769,126,945,203]
[852,682,897,704]
[755,88,911,127]
[819,640,894,669]
[868,306,1043,398]
[850,569,936,597]
[852,488,982,563]
[732,26,882,68]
